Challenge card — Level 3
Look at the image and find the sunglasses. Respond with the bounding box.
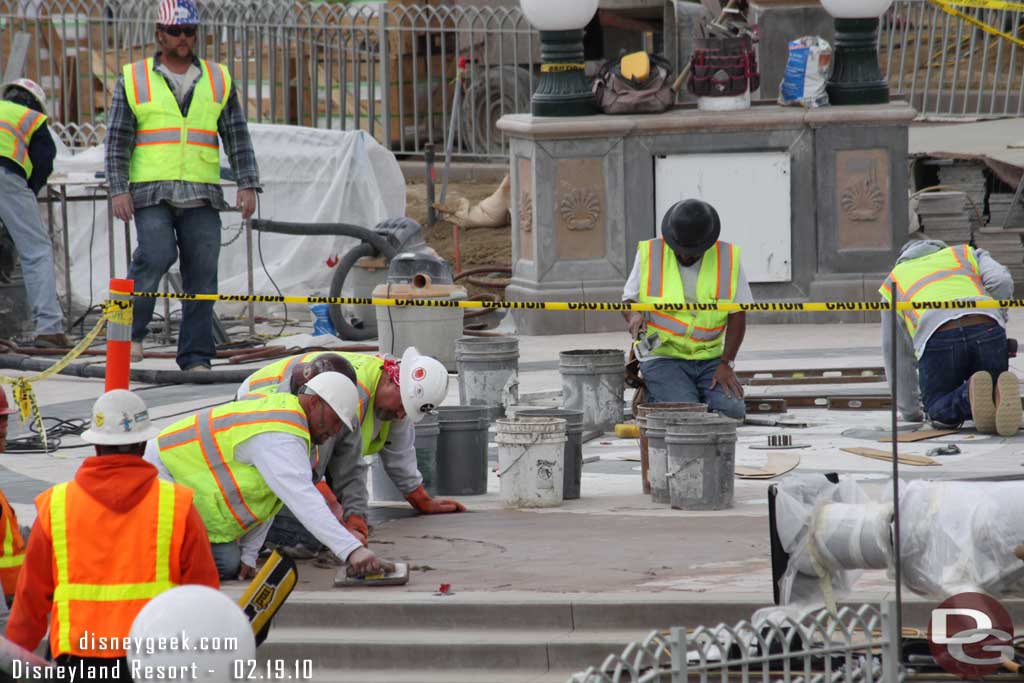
[160,25,197,37]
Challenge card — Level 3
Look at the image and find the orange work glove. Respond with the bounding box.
[345,514,369,546]
[315,480,345,523]
[405,484,467,514]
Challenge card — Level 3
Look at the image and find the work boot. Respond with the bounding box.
[33,333,70,348]
[130,341,144,363]
[995,371,1022,437]
[184,364,211,372]
[969,371,996,434]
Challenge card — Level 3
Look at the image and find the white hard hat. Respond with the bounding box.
[128,585,255,683]
[400,347,448,424]
[303,371,358,431]
[2,78,47,116]
[81,390,159,445]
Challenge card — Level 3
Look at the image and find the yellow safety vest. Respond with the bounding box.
[155,394,310,543]
[122,57,231,184]
[0,100,46,177]
[245,351,392,455]
[637,239,741,360]
[880,244,990,339]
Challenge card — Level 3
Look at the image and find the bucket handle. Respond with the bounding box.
[496,446,530,478]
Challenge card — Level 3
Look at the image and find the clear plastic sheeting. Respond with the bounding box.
[776,475,893,609]
[897,480,1024,598]
[49,125,405,318]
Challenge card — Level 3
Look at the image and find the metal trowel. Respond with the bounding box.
[334,560,409,587]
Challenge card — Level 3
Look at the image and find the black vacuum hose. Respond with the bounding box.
[250,220,398,260]
[328,243,378,341]
[0,354,253,385]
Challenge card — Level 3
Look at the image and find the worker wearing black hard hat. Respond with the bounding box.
[622,199,753,419]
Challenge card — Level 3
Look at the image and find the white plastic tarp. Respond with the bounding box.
[51,123,406,318]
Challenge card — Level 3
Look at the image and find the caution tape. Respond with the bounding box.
[540,63,586,73]
[0,300,123,455]
[930,0,1024,48]
[130,290,1024,313]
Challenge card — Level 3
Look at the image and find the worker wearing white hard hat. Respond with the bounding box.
[237,347,464,553]
[7,390,219,679]
[0,77,67,347]
[145,371,383,580]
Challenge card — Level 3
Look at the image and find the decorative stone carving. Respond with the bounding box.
[520,192,533,233]
[840,166,885,222]
[835,148,892,251]
[559,187,601,231]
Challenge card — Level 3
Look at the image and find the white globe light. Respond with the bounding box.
[519,0,599,31]
[127,585,256,683]
[820,0,894,18]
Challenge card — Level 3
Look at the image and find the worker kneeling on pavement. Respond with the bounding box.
[236,347,465,551]
[881,239,1020,436]
[622,199,751,419]
[146,371,383,579]
[6,390,219,681]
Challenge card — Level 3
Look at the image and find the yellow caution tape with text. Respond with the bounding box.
[930,0,1024,48]
[131,290,1024,313]
[0,300,126,454]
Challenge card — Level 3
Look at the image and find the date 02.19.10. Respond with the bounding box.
[233,659,313,680]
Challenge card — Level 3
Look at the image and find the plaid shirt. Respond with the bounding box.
[105,53,260,210]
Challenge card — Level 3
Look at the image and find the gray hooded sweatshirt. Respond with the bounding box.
[881,239,1013,421]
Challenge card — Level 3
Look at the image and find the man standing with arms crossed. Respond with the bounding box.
[105,0,259,371]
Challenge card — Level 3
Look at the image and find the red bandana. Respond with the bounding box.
[382,358,401,387]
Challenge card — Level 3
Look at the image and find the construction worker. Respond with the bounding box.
[881,239,1019,435]
[622,199,751,419]
[0,387,25,607]
[105,0,260,371]
[0,78,67,347]
[145,371,383,579]
[236,348,465,550]
[6,390,219,680]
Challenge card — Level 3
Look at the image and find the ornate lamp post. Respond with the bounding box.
[820,0,894,105]
[520,0,599,116]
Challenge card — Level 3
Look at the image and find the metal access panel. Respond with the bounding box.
[654,152,792,283]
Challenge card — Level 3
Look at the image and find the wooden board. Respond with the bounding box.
[735,453,801,479]
[879,429,957,443]
[841,447,940,467]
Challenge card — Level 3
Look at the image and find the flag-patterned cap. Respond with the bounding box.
[157,0,200,25]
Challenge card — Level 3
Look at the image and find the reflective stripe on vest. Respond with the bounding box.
[49,480,176,655]
[0,512,23,569]
[0,101,46,177]
[880,245,988,338]
[246,352,324,395]
[637,239,740,360]
[123,57,231,184]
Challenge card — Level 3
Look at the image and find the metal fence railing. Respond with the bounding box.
[569,602,901,683]
[0,0,537,158]
[4,0,1023,156]
[884,0,1024,118]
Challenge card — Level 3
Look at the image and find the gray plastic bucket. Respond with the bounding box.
[642,412,713,504]
[415,412,441,495]
[456,337,519,420]
[665,416,736,510]
[436,406,490,495]
[634,403,706,495]
[516,408,584,500]
[558,349,625,434]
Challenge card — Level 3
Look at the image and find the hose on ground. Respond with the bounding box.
[0,354,253,385]
[328,243,378,341]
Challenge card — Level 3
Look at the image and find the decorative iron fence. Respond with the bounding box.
[569,603,901,683]
[884,0,1024,117]
[4,0,1022,156]
[0,0,537,157]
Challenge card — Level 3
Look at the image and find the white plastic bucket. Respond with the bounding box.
[496,417,567,508]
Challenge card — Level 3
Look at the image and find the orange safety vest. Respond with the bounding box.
[0,489,25,596]
[36,479,192,658]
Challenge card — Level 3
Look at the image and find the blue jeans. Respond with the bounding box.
[210,540,241,580]
[0,166,64,334]
[128,202,220,369]
[641,356,746,419]
[918,323,1008,425]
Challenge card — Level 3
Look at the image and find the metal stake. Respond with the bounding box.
[890,288,903,664]
[245,218,255,339]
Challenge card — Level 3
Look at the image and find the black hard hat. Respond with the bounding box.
[661,199,721,258]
